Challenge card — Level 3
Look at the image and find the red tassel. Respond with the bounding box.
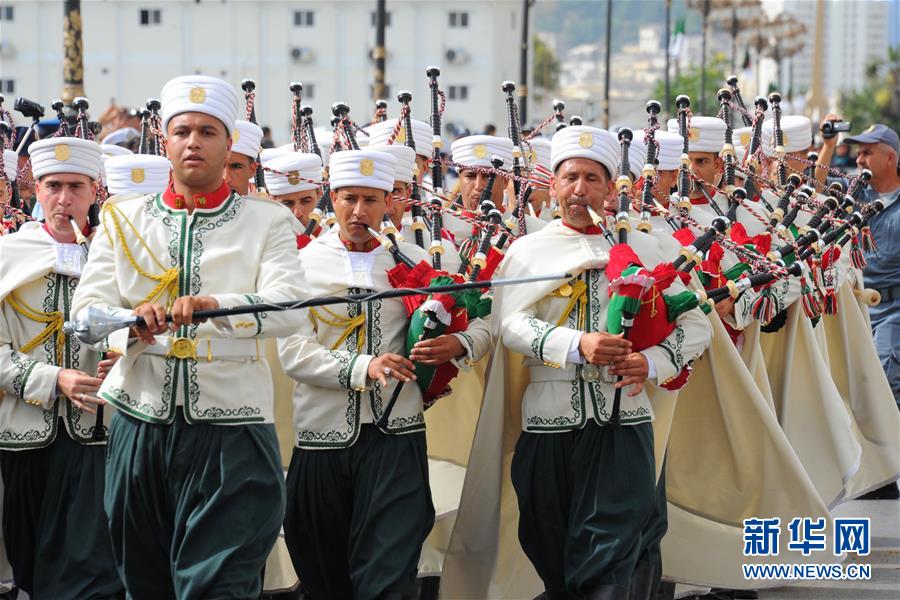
[296,234,312,250]
[850,240,866,269]
[799,277,821,319]
[860,226,876,252]
[823,289,839,316]
[751,289,777,323]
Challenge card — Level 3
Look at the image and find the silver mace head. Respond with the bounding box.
[63,307,138,345]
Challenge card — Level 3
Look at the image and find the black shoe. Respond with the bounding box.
[859,482,900,500]
[733,591,759,599]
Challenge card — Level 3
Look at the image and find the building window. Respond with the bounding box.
[371,11,392,27]
[139,9,161,26]
[294,10,314,27]
[449,11,469,28]
[304,84,315,100]
[0,6,13,21]
[1,80,14,94]
[448,85,469,101]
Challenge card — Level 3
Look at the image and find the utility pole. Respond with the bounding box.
[518,0,532,125]
[664,0,672,116]
[61,0,86,106]
[700,0,710,114]
[603,0,612,128]
[373,0,387,100]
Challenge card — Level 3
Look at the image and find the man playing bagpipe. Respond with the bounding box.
[276,147,492,599]
[447,134,514,241]
[450,125,711,599]
[224,119,264,197]
[262,150,324,233]
[72,75,305,598]
[0,137,123,598]
[368,123,464,273]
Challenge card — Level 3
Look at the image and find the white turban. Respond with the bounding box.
[263,152,323,196]
[370,143,417,184]
[365,118,434,158]
[451,135,514,171]
[762,115,813,156]
[105,154,171,196]
[30,138,103,181]
[525,137,552,170]
[260,143,296,164]
[328,150,396,193]
[665,115,726,154]
[101,144,133,158]
[550,126,618,176]
[161,75,240,136]
[232,120,264,159]
[2,149,17,182]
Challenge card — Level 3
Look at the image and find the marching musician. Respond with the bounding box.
[277,148,465,599]
[71,75,304,598]
[224,118,264,196]
[262,151,324,231]
[497,126,710,599]
[0,137,123,597]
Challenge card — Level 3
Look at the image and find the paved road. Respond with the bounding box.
[755,499,899,600]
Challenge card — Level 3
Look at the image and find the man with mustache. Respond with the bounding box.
[494,126,710,599]
[0,137,123,597]
[72,75,304,598]
[279,147,492,599]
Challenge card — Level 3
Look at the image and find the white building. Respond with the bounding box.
[0,0,526,142]
[761,0,890,104]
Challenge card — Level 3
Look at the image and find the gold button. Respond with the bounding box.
[197,196,207,206]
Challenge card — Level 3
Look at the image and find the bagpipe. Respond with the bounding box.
[0,95,31,231]
[370,87,495,424]
[290,82,334,250]
[240,79,268,196]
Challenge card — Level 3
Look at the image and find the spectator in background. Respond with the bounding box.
[483,123,497,136]
[844,123,900,499]
[261,126,275,149]
[831,142,855,169]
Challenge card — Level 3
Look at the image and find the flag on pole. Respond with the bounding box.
[669,17,686,57]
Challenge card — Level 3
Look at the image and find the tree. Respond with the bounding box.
[652,53,729,117]
[838,47,900,135]
[533,35,561,103]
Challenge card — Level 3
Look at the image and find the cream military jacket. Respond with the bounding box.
[71,187,305,426]
[494,220,711,432]
[0,223,108,449]
[278,230,493,449]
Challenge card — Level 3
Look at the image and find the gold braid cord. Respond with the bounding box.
[6,293,65,365]
[101,203,180,308]
[308,307,366,353]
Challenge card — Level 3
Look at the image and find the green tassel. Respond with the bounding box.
[664,290,701,321]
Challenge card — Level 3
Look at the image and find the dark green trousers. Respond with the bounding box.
[634,459,668,600]
[104,409,285,600]
[284,425,435,600]
[0,430,123,599]
[511,421,656,597]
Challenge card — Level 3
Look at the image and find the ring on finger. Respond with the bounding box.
[383,366,392,376]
